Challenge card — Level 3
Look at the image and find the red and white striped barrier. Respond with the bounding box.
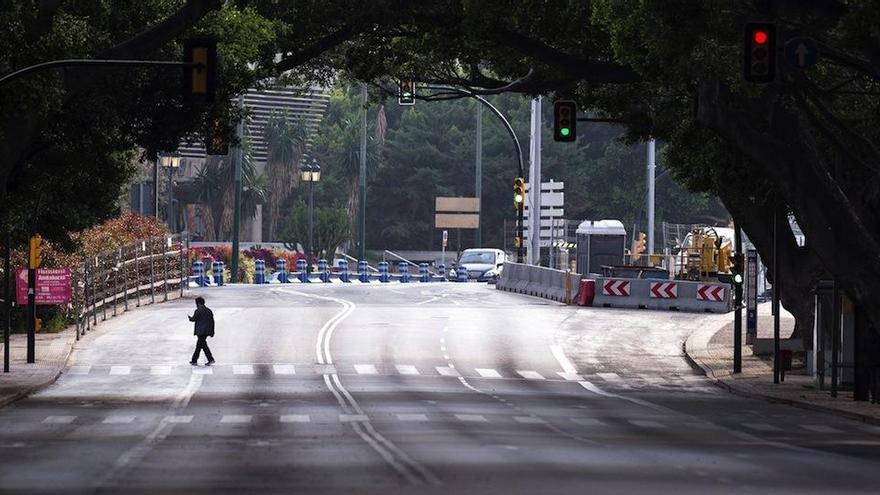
[696,284,725,302]
[649,282,677,299]
[602,279,631,297]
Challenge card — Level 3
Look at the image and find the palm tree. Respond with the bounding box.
[264,111,307,240]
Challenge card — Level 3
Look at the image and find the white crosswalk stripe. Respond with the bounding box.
[629,420,665,428]
[397,414,428,422]
[516,370,545,380]
[280,415,311,423]
[192,367,213,375]
[800,424,843,434]
[339,414,369,422]
[220,415,252,424]
[150,365,171,376]
[436,366,460,377]
[109,366,131,376]
[742,422,782,432]
[43,416,76,424]
[354,364,378,375]
[103,416,135,424]
[475,368,502,379]
[395,365,420,375]
[571,418,605,426]
[166,415,193,424]
[557,372,582,381]
[455,414,487,423]
[68,366,91,375]
[233,365,254,375]
[597,372,622,381]
[273,364,296,375]
[513,416,545,424]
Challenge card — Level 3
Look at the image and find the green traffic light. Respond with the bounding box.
[733,273,743,284]
[560,127,570,137]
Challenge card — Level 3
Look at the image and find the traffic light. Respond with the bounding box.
[29,234,42,269]
[184,38,217,102]
[398,79,415,106]
[632,232,646,260]
[513,177,525,208]
[730,253,744,285]
[744,22,776,83]
[553,100,577,142]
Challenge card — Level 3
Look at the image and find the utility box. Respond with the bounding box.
[576,219,626,276]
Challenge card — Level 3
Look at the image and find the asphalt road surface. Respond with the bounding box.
[0,283,877,494]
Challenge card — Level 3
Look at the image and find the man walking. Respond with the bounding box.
[189,296,215,365]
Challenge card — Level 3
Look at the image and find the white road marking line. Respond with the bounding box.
[280,414,311,423]
[273,364,296,375]
[475,368,502,379]
[233,365,254,375]
[578,381,671,413]
[440,346,447,351]
[68,366,91,375]
[801,424,842,434]
[43,416,76,424]
[150,365,171,376]
[557,372,582,381]
[165,415,193,424]
[455,414,488,423]
[571,418,605,426]
[629,419,665,428]
[339,414,370,422]
[742,422,783,432]
[436,366,461,377]
[220,415,252,424]
[397,414,428,422]
[354,364,378,375]
[550,345,578,374]
[396,365,420,375]
[103,416,135,424]
[415,296,442,305]
[513,416,545,424]
[597,372,622,381]
[517,370,545,380]
[191,367,213,375]
[109,366,131,376]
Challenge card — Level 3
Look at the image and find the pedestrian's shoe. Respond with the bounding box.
[190,361,198,366]
[206,360,215,366]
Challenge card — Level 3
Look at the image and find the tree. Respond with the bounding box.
[264,111,307,240]
[279,201,351,262]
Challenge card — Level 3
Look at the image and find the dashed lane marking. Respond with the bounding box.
[109,366,130,376]
[455,414,488,423]
[220,415,252,424]
[397,414,429,422]
[513,416,545,424]
[339,414,370,422]
[165,415,193,424]
[191,367,213,375]
[43,416,76,424]
[103,416,135,424]
[436,366,460,377]
[150,366,171,376]
[68,366,91,375]
[629,420,665,428]
[273,364,296,375]
[354,364,378,375]
[232,365,255,375]
[742,422,783,432]
[516,370,545,380]
[395,365,420,375]
[280,414,311,423]
[475,368,502,379]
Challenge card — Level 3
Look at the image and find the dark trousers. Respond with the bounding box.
[191,335,214,363]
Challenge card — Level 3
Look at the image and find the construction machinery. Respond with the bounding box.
[675,227,734,281]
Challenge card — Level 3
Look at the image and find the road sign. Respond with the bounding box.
[435,197,480,229]
[442,230,448,248]
[746,249,758,339]
[650,282,677,299]
[16,268,72,305]
[784,37,819,69]
[602,280,631,297]
[697,284,725,302]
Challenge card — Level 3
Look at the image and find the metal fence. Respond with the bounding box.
[75,233,189,340]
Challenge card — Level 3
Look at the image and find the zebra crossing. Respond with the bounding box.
[62,362,720,392]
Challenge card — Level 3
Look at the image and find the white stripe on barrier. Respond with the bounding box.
[649,282,677,299]
[697,284,725,301]
[601,279,630,297]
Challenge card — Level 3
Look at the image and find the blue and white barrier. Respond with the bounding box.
[276,259,288,284]
[378,262,390,283]
[419,263,429,283]
[398,261,410,283]
[338,260,351,283]
[193,261,207,287]
[437,263,446,282]
[456,265,467,283]
[358,260,370,283]
[255,259,266,284]
[296,259,309,283]
[318,259,330,283]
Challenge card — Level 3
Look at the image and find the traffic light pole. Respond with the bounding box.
[3,232,10,373]
[734,224,743,374]
[230,95,244,283]
[0,59,199,88]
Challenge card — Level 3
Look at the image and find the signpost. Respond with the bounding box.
[441,230,448,268]
[746,249,758,344]
[784,37,819,69]
[523,181,565,254]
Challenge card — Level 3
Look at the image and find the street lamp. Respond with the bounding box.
[159,152,181,232]
[300,158,321,275]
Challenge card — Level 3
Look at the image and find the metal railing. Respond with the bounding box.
[74,233,189,340]
[383,250,422,270]
[340,253,379,272]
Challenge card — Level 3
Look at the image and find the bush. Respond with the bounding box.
[77,212,170,256]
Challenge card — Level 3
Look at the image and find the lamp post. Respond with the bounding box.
[300,159,321,275]
[159,152,181,232]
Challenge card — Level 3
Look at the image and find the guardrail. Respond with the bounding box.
[75,233,188,340]
[496,262,580,304]
[591,277,731,313]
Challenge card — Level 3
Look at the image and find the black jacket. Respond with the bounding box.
[189,304,215,337]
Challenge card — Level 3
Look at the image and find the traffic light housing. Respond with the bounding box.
[513,177,525,209]
[29,234,42,269]
[398,79,415,106]
[184,38,217,102]
[553,100,577,142]
[744,22,776,83]
[730,253,744,285]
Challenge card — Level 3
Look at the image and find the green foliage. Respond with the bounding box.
[279,201,351,260]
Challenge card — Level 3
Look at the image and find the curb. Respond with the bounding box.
[683,328,880,426]
[0,330,76,409]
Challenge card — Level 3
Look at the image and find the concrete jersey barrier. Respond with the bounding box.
[592,277,731,313]
[496,262,580,304]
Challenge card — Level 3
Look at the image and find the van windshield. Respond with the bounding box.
[459,251,496,265]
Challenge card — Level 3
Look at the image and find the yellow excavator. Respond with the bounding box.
[676,227,734,281]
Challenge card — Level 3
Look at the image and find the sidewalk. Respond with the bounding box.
[685,304,880,424]
[0,327,77,407]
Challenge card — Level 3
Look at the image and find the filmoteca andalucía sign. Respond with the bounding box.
[16,268,72,305]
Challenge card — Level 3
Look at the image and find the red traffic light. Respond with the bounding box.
[753,30,768,45]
